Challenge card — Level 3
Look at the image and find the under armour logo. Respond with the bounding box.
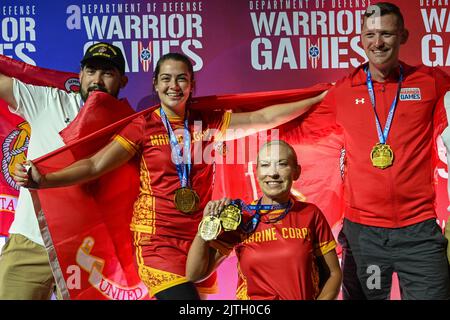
[355,98,365,104]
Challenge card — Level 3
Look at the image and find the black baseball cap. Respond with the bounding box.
[80,42,126,74]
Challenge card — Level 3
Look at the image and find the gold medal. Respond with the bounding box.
[174,187,200,214]
[219,204,242,231]
[198,215,222,241]
[370,143,394,169]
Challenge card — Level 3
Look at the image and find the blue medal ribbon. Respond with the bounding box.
[160,107,191,188]
[365,65,403,145]
[232,198,292,234]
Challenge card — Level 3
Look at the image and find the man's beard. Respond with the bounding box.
[80,84,109,102]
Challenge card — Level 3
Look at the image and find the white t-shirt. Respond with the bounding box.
[8,78,82,246]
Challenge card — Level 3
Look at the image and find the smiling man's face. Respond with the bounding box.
[79,59,127,102]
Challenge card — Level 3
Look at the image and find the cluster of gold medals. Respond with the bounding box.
[198,203,242,241]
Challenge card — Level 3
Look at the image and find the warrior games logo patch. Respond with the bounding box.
[400,88,422,101]
[1,122,30,190]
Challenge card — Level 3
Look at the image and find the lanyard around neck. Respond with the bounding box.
[159,107,191,188]
[239,198,292,234]
[365,65,403,144]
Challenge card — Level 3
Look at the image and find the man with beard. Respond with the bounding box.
[0,42,129,299]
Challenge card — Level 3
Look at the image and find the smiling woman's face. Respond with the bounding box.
[257,142,300,204]
[153,59,194,112]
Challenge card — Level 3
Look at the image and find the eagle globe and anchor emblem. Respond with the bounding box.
[1,122,30,190]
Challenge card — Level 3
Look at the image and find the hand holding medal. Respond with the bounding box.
[198,198,232,241]
[198,198,292,241]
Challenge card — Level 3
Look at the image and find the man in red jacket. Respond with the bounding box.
[321,2,450,299]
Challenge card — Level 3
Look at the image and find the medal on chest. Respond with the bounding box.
[160,107,199,214]
[174,187,200,214]
[365,65,403,169]
[370,143,394,169]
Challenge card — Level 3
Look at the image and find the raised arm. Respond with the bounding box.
[316,249,342,300]
[13,139,135,189]
[0,73,17,109]
[225,90,327,140]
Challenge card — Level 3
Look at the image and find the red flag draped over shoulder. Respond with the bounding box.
[0,55,78,236]
[33,94,145,300]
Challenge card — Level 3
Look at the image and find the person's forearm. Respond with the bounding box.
[0,73,16,109]
[186,234,214,282]
[41,158,105,188]
[316,271,342,300]
[227,91,327,138]
[254,92,325,129]
[39,140,134,189]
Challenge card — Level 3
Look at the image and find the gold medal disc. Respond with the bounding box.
[199,215,222,241]
[219,204,242,231]
[174,187,200,214]
[370,143,394,169]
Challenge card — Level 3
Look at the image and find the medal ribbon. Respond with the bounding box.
[235,198,292,234]
[365,65,403,145]
[160,107,191,188]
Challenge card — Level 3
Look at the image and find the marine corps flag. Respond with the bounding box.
[33,92,144,300]
[0,54,144,298]
[0,103,29,236]
[0,54,79,236]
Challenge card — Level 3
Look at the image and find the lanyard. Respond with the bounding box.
[238,198,292,234]
[160,107,191,188]
[365,65,403,144]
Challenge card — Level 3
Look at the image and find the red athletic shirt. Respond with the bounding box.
[234,200,336,300]
[321,63,450,228]
[115,107,230,240]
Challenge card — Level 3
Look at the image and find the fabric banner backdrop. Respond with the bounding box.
[0,0,449,299]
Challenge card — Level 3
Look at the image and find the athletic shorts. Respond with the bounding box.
[133,231,218,297]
